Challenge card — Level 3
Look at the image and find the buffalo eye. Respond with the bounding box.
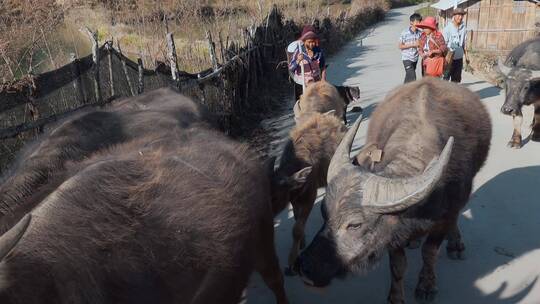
[346,222,363,230]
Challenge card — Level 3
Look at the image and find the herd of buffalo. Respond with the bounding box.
[0,37,538,304]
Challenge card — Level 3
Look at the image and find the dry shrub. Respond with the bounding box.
[0,0,68,81]
[350,0,390,15]
[0,0,390,79]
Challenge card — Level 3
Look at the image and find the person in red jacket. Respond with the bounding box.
[417,16,447,77]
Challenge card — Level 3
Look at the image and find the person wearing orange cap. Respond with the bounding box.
[417,16,447,78]
[288,25,327,101]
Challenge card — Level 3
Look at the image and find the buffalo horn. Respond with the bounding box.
[360,137,454,213]
[497,57,512,77]
[327,114,363,183]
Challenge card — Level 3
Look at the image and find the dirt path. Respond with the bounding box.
[246,5,540,304]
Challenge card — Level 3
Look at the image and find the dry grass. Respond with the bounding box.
[1,0,391,78]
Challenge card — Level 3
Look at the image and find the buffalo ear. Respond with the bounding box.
[287,166,312,190]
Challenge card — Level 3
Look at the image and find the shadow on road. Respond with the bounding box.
[475,85,502,99]
[247,164,540,303]
[455,165,540,303]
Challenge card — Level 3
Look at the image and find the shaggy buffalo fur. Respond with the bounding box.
[0,127,288,304]
[0,88,211,235]
[298,78,492,303]
[276,113,346,273]
[297,81,346,122]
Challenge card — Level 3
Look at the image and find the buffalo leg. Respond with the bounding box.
[446,222,465,260]
[415,231,446,303]
[190,271,248,304]
[286,188,317,275]
[508,114,523,148]
[531,104,540,142]
[387,247,407,304]
[256,218,289,304]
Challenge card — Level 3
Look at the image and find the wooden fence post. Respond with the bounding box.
[137,56,144,94]
[166,33,179,81]
[117,41,136,96]
[81,27,102,103]
[105,40,115,98]
[70,53,86,105]
[206,30,219,71]
[244,28,252,103]
[26,74,41,135]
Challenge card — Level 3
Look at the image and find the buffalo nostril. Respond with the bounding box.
[501,107,514,115]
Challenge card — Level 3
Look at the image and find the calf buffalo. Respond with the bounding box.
[293,81,347,124]
[274,112,347,274]
[497,37,540,148]
[297,78,491,303]
[0,125,288,304]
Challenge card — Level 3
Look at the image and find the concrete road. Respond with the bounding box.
[246,5,540,304]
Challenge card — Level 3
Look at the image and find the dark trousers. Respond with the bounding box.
[403,60,418,83]
[444,58,463,83]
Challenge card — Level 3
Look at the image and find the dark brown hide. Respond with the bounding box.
[0,88,210,235]
[0,127,287,304]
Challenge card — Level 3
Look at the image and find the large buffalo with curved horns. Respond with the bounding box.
[296,78,491,304]
[497,37,540,148]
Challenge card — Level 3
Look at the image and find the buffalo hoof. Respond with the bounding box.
[507,139,522,149]
[415,284,438,303]
[387,297,405,304]
[406,238,422,249]
[447,242,466,260]
[284,266,298,276]
[447,248,466,260]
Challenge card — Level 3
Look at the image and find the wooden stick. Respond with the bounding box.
[70,53,86,105]
[81,27,102,103]
[117,41,136,96]
[137,56,144,94]
[206,30,219,71]
[166,32,179,81]
[106,40,115,97]
[218,31,225,63]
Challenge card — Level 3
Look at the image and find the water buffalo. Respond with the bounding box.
[297,78,491,303]
[0,126,288,304]
[293,81,347,124]
[0,88,211,235]
[274,112,347,274]
[497,37,540,148]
